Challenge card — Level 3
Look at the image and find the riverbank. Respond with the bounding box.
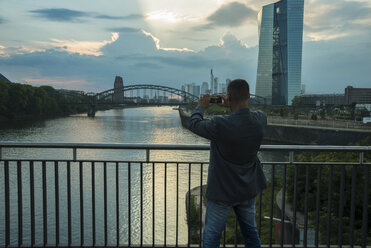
[178,108,371,145]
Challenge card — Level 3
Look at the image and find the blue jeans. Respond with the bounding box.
[203,198,261,248]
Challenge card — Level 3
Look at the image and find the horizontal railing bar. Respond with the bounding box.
[262,161,371,166]
[1,159,370,166]
[0,142,371,152]
[0,159,210,164]
[0,142,211,150]
[6,245,371,248]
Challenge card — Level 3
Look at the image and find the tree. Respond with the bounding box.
[0,80,9,115]
[311,113,318,120]
[319,109,326,120]
[292,96,304,107]
[280,107,289,117]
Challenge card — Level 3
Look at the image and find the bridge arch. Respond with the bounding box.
[94,84,199,103]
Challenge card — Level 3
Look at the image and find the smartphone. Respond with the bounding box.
[210,95,222,103]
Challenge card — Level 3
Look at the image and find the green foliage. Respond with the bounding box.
[292,96,304,106]
[187,195,202,243]
[319,109,326,120]
[280,107,289,117]
[311,113,318,120]
[0,80,91,119]
[205,105,231,116]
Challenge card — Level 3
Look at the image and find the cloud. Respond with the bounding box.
[121,14,146,20]
[195,2,256,30]
[146,10,195,23]
[0,31,258,91]
[132,62,163,69]
[0,17,5,24]
[0,45,8,57]
[304,0,371,41]
[29,8,147,25]
[108,27,141,33]
[34,33,119,56]
[95,15,124,20]
[29,8,89,22]
[137,55,215,69]
[141,30,195,52]
[96,13,145,20]
[219,32,249,48]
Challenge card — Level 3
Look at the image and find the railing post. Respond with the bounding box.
[289,151,294,164]
[146,149,150,163]
[73,148,77,161]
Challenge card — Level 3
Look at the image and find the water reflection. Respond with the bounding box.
[0,107,211,246]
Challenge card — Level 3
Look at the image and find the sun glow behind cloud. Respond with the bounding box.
[146,10,196,23]
[141,30,195,52]
[35,32,119,56]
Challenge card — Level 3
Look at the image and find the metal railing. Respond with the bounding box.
[0,142,370,247]
[267,116,370,130]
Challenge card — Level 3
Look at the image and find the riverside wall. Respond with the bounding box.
[179,109,371,145]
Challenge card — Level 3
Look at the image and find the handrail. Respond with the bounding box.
[0,142,370,152]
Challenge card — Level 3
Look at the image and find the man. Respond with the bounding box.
[188,79,267,248]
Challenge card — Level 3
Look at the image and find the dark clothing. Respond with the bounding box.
[188,106,267,204]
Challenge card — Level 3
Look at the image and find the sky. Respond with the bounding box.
[0,0,370,94]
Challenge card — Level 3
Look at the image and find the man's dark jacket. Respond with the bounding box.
[188,106,267,204]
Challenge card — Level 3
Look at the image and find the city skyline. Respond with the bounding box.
[0,0,370,94]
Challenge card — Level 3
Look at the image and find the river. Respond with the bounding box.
[0,107,213,246]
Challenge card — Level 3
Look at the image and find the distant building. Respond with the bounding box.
[301,84,306,95]
[213,77,218,94]
[183,83,200,98]
[217,83,226,94]
[345,86,371,105]
[194,85,201,97]
[201,82,209,94]
[113,76,124,103]
[210,69,214,94]
[300,94,344,106]
[226,78,231,91]
[255,0,304,105]
[158,95,169,103]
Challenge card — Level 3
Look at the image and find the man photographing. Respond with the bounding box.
[188,79,267,248]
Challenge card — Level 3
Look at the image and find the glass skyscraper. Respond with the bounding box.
[255,0,304,105]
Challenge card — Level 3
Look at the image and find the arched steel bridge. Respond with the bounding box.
[92,84,267,104]
[94,84,199,103]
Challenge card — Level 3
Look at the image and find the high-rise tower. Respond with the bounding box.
[255,0,304,105]
[210,69,214,94]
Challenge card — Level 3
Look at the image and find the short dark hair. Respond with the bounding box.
[227,79,250,103]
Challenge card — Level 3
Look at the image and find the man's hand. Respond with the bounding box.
[198,94,211,109]
[218,94,230,108]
